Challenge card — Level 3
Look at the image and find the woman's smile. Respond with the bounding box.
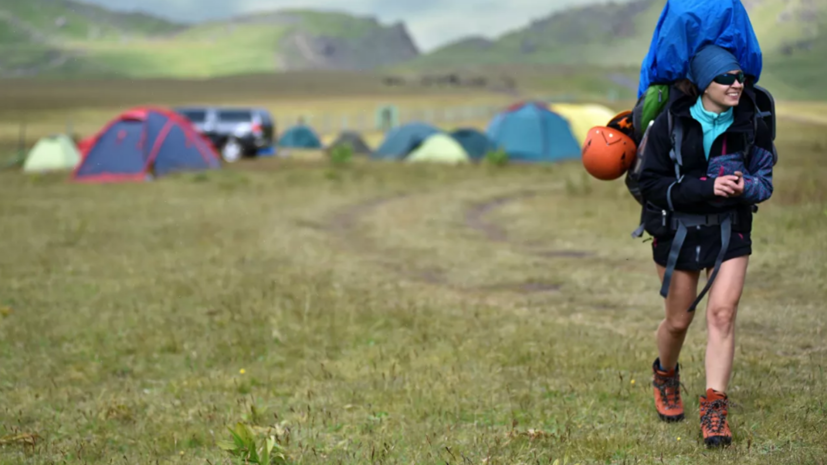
[724,88,742,104]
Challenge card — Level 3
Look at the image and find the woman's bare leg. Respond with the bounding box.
[655,264,701,370]
[704,256,749,392]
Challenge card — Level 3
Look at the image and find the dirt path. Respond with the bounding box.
[324,193,452,287]
[321,186,601,295]
[463,190,594,258]
[323,192,561,294]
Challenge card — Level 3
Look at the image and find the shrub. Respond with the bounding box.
[484,148,509,167]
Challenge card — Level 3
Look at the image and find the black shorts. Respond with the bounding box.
[652,224,752,271]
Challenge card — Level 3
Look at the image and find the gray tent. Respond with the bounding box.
[327,131,372,155]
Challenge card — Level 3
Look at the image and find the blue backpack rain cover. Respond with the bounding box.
[637,0,763,98]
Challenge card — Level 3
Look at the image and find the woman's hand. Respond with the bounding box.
[732,171,745,197]
[714,172,745,197]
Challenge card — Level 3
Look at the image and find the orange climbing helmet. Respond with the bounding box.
[582,126,638,181]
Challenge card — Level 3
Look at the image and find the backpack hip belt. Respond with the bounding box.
[660,210,738,312]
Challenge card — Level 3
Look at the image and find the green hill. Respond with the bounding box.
[408,0,662,69]
[406,0,826,99]
[0,0,182,41]
[414,0,823,67]
[0,1,420,78]
[0,0,184,76]
[1,0,823,100]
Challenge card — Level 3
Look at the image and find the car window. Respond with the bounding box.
[179,110,208,123]
[217,110,253,123]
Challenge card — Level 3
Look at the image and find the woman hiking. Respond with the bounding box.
[636,44,775,447]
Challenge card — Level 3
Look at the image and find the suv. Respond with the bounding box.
[174,106,275,162]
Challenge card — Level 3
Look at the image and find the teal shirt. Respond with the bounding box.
[689,98,734,160]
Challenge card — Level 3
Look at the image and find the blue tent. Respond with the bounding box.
[278,125,322,149]
[73,107,221,183]
[486,103,581,163]
[637,0,763,98]
[450,128,497,160]
[372,122,441,160]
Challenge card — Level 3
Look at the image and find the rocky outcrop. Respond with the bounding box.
[279,21,420,71]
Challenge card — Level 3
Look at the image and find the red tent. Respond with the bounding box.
[72,107,220,183]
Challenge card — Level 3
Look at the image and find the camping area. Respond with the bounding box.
[1,0,826,464]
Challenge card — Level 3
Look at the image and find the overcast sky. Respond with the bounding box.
[82,0,626,51]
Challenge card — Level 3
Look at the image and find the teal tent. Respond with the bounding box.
[278,125,322,149]
[372,122,441,160]
[450,128,496,160]
[486,102,580,162]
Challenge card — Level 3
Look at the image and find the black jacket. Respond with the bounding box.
[637,83,775,234]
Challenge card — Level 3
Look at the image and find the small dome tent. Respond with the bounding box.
[450,128,497,160]
[23,134,81,173]
[72,107,220,182]
[327,131,372,155]
[278,125,322,149]
[406,133,471,164]
[372,122,441,160]
[486,102,581,163]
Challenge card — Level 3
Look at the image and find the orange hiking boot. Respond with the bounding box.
[699,388,732,447]
[652,358,684,422]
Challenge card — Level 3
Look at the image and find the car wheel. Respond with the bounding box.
[221,138,243,163]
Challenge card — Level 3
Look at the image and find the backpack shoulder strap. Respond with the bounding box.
[665,111,684,211]
[667,112,684,168]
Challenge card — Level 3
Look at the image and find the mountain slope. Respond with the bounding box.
[409,0,826,98]
[0,1,420,78]
[0,0,184,76]
[407,0,662,69]
[0,0,183,41]
[171,10,419,73]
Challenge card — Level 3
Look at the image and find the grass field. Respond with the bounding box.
[0,79,826,464]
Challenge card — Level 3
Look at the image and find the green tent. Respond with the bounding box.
[23,134,81,173]
[406,133,470,164]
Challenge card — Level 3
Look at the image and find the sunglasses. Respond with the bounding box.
[712,72,746,86]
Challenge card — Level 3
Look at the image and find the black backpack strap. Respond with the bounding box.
[740,103,760,166]
[659,217,687,299]
[689,214,732,311]
[659,212,734,312]
[749,105,758,153]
